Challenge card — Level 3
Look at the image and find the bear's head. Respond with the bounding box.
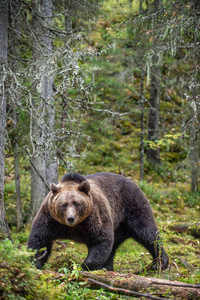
[47,178,93,227]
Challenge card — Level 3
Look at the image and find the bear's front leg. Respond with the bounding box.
[28,212,58,269]
[28,227,53,269]
[81,236,114,271]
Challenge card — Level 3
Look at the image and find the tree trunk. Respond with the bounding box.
[147,65,161,163]
[9,0,22,231]
[13,112,22,231]
[0,0,12,240]
[190,137,199,192]
[42,0,58,189]
[190,53,199,192]
[153,0,161,12]
[65,2,72,33]
[139,0,143,14]
[140,69,145,181]
[146,0,161,164]
[29,0,57,222]
[45,102,58,188]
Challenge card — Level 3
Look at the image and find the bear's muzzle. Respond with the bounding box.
[67,216,75,224]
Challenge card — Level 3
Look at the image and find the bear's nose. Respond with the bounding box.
[67,216,75,224]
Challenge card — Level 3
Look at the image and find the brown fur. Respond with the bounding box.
[28,172,169,271]
[48,182,93,226]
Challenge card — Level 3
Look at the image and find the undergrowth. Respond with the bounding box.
[0,240,117,300]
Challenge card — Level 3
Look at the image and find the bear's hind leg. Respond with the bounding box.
[127,219,168,270]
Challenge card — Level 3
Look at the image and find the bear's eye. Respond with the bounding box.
[62,203,68,208]
[73,202,79,207]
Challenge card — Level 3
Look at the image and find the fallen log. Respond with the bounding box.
[79,270,200,299]
[87,278,169,300]
[168,222,200,237]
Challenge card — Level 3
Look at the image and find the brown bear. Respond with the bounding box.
[28,172,169,271]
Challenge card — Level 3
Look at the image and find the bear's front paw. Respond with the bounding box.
[81,262,90,271]
[35,259,43,269]
[81,260,102,271]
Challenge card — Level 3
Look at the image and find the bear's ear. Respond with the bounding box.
[50,183,61,194]
[78,181,90,195]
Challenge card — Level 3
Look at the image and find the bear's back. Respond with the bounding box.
[86,172,142,202]
[85,173,148,226]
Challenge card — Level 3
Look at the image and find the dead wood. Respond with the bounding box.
[79,271,200,299]
[87,278,169,300]
[168,222,200,237]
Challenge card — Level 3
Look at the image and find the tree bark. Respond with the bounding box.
[0,0,12,240]
[8,0,22,231]
[147,65,161,163]
[190,58,199,192]
[79,271,200,299]
[140,69,145,181]
[153,0,161,12]
[139,0,143,14]
[29,0,57,223]
[146,0,161,164]
[45,103,58,188]
[13,112,22,231]
[41,0,58,189]
[190,140,198,192]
